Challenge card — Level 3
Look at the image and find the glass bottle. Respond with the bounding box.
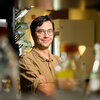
[88,43,100,94]
[54,45,86,100]
[0,19,19,98]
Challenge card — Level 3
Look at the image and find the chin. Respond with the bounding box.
[43,45,49,48]
[42,44,50,48]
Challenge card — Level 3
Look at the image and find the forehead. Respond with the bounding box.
[36,21,53,30]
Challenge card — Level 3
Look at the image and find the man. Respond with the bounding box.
[19,15,60,96]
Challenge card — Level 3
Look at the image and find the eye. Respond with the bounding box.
[36,30,44,34]
[48,29,53,33]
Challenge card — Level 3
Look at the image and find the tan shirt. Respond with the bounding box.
[19,47,60,94]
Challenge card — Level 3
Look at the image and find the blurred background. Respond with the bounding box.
[0,0,100,100]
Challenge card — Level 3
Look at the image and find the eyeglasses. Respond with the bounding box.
[35,29,54,36]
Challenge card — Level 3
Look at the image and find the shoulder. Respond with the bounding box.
[19,50,35,64]
[52,54,60,62]
[19,50,37,70]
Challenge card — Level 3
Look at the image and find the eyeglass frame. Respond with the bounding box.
[35,29,54,36]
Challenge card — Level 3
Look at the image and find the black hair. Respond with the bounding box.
[30,15,54,37]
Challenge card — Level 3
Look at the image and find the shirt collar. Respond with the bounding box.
[32,47,53,62]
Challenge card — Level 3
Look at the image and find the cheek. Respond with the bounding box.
[50,36,54,41]
[37,37,43,43]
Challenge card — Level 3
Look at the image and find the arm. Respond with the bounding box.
[19,56,41,93]
[37,75,55,96]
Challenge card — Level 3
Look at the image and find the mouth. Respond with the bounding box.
[42,39,50,43]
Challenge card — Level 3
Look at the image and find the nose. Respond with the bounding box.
[44,31,49,37]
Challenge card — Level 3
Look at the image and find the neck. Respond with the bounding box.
[34,47,50,60]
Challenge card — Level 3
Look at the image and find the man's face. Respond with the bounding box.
[34,21,54,49]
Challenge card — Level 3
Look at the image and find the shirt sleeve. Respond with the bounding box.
[19,56,41,93]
